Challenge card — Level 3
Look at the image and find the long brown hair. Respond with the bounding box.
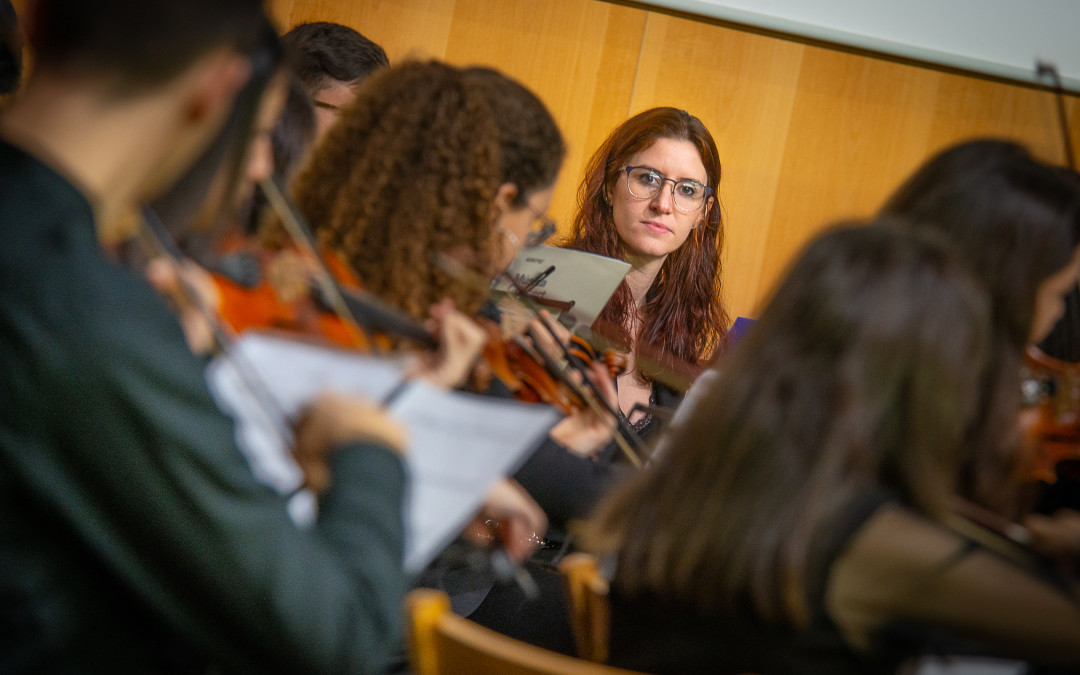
[290,61,564,319]
[562,107,728,385]
[582,222,993,626]
[880,139,1080,515]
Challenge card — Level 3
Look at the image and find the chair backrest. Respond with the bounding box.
[406,588,643,675]
[559,552,611,663]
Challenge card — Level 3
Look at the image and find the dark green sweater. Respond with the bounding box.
[0,138,407,674]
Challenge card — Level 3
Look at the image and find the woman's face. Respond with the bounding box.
[490,184,556,275]
[1029,245,1080,343]
[609,137,711,266]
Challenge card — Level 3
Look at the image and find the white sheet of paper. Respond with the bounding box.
[387,382,560,572]
[491,245,631,326]
[206,331,560,573]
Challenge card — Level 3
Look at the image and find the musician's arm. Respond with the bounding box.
[35,282,408,674]
[828,506,1080,667]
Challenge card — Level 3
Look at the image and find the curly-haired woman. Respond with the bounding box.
[292,61,564,322]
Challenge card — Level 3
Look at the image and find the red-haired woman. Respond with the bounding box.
[468,109,730,653]
[562,106,728,436]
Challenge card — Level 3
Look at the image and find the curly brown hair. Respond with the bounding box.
[562,107,728,386]
[289,60,564,319]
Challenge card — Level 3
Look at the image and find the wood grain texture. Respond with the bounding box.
[28,0,1070,321]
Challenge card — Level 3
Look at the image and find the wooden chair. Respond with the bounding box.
[558,552,611,663]
[406,588,644,675]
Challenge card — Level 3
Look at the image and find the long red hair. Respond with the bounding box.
[562,107,728,387]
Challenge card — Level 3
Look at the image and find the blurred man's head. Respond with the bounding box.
[282,21,387,139]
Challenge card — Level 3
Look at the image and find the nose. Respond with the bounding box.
[649,181,674,213]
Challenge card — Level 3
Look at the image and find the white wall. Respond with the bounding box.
[640,0,1080,89]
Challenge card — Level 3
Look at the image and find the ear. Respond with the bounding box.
[695,195,713,229]
[182,49,252,125]
[489,182,519,225]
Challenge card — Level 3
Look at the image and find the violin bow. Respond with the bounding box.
[138,206,297,454]
[258,176,383,355]
[495,269,649,468]
[432,252,647,464]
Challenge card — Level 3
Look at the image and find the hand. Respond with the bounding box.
[1023,508,1080,574]
[406,300,488,389]
[292,393,407,495]
[264,248,313,304]
[463,479,548,563]
[548,358,619,457]
[526,310,572,363]
[144,257,221,355]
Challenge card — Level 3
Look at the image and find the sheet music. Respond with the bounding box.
[206,331,560,573]
[491,245,631,326]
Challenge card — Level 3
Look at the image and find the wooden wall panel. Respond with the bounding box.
[268,0,456,63]
[629,10,1080,317]
[19,0,1070,320]
[436,0,646,232]
[630,13,805,321]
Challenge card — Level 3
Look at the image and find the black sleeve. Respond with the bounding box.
[514,437,630,528]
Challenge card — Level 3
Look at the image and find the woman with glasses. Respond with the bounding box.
[562,107,729,438]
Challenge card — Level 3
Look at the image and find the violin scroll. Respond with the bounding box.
[1020,345,1080,483]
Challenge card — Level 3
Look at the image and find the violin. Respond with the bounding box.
[475,318,626,415]
[209,242,438,352]
[202,185,627,430]
[1020,345,1080,483]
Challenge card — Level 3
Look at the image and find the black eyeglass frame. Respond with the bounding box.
[522,204,557,248]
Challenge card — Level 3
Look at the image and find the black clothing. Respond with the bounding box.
[468,381,682,654]
[607,489,901,675]
[0,139,407,674]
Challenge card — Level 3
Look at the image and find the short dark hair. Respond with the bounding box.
[29,0,267,92]
[282,22,388,94]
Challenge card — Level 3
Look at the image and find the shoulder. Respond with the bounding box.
[825,505,975,650]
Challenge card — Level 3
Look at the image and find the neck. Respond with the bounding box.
[622,253,666,309]
[1,74,177,241]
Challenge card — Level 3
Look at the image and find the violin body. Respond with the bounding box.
[210,243,392,351]
[1021,345,1080,482]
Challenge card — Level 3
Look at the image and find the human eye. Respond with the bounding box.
[676,180,704,198]
[633,168,662,187]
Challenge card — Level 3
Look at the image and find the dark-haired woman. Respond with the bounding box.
[880,139,1080,518]
[585,221,1080,674]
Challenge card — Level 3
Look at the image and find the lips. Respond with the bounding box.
[642,221,671,234]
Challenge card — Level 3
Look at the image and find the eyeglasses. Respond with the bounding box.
[496,205,556,251]
[524,205,557,248]
[623,165,712,213]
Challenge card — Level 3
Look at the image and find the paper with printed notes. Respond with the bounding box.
[491,245,631,327]
[206,331,560,573]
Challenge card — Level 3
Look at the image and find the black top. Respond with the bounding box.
[607,490,913,675]
[0,139,408,674]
